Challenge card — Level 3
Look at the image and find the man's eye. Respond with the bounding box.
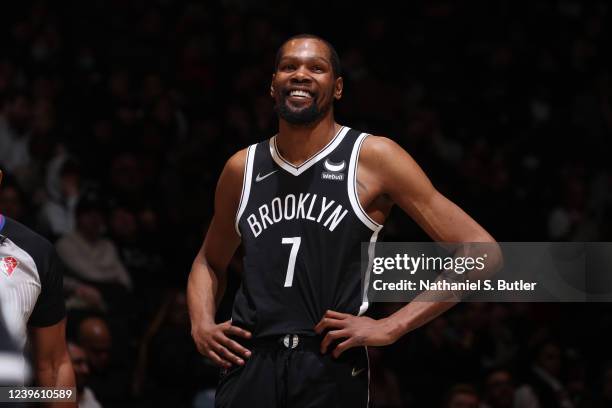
[312,66,323,72]
[282,64,296,71]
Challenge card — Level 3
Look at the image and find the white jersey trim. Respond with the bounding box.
[269,126,349,176]
[348,133,383,232]
[358,226,381,316]
[235,144,257,237]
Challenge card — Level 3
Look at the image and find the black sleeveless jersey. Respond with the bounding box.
[233,127,383,337]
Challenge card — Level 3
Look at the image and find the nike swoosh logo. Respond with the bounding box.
[255,170,278,182]
[351,367,366,377]
[324,158,345,172]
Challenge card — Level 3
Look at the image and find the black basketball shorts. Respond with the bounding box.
[214,334,370,408]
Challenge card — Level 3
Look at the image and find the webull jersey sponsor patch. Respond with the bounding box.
[321,172,345,181]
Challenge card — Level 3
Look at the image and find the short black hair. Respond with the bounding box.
[274,34,342,78]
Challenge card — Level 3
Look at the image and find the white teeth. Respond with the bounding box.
[290,90,311,97]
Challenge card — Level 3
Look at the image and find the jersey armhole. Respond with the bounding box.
[234,144,257,236]
[348,133,383,232]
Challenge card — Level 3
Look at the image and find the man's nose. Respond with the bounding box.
[290,67,311,82]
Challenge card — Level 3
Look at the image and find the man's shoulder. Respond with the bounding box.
[226,146,250,170]
[358,135,403,163]
[1,217,58,283]
[223,138,271,177]
[2,216,54,256]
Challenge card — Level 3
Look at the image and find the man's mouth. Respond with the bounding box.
[286,89,314,99]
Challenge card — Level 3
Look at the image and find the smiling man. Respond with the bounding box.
[187,34,496,407]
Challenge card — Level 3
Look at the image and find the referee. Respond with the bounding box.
[0,169,76,405]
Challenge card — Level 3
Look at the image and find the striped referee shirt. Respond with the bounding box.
[0,214,66,383]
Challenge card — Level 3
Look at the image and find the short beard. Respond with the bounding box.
[276,96,328,125]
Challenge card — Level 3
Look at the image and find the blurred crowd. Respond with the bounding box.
[1,0,612,407]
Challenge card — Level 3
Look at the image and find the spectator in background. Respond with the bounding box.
[528,341,574,408]
[482,368,540,408]
[0,173,29,224]
[132,290,217,406]
[67,340,103,408]
[0,90,32,180]
[56,194,132,291]
[107,152,148,210]
[78,317,112,378]
[108,204,163,292]
[78,316,129,406]
[444,384,480,408]
[548,172,597,241]
[39,156,81,240]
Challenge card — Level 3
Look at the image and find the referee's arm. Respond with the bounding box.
[28,249,76,407]
[29,319,76,397]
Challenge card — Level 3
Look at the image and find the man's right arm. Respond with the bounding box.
[187,149,252,369]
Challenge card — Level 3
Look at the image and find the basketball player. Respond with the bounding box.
[0,169,76,406]
[187,34,497,407]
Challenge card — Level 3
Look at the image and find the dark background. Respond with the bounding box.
[1,1,612,407]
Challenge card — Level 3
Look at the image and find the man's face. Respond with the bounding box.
[449,393,480,408]
[67,343,90,392]
[538,343,561,377]
[486,371,514,406]
[82,335,111,372]
[271,38,342,125]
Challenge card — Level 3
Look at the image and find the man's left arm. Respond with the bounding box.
[28,247,76,406]
[316,136,501,357]
[29,318,76,390]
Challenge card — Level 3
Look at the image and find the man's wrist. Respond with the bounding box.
[380,316,405,342]
[191,317,215,332]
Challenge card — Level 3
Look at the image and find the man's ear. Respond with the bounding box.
[270,73,276,98]
[334,76,343,100]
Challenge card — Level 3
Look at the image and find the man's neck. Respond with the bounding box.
[276,115,340,166]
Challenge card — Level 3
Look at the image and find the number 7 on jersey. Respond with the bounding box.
[282,237,301,287]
